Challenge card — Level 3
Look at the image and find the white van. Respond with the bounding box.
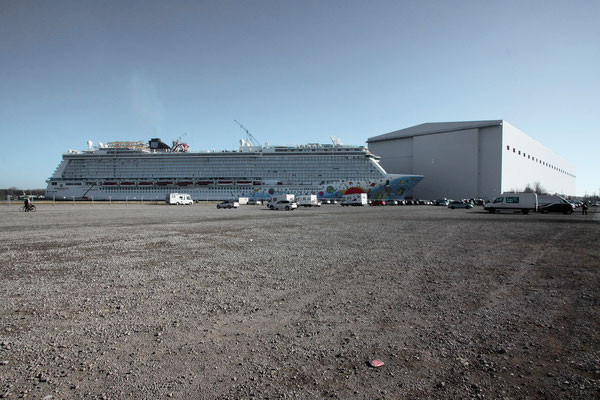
[166,193,194,205]
[484,192,537,214]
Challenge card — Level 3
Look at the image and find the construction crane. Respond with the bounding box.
[234,120,261,146]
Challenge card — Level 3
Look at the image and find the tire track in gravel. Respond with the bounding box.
[477,229,566,313]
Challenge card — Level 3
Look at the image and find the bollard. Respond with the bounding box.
[72,196,75,206]
[53,196,55,206]
[109,196,112,205]
[126,196,128,205]
[91,196,94,205]
[7,195,10,206]
[141,196,144,204]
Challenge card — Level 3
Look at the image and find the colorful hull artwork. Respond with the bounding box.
[312,176,422,201]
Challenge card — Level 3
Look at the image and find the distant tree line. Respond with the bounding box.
[1,187,46,199]
[522,182,548,195]
[512,182,599,202]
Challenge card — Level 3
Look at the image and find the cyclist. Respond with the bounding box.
[24,196,32,211]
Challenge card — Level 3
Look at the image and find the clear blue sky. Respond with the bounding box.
[1,0,598,195]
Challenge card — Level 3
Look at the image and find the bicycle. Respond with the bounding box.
[19,204,36,212]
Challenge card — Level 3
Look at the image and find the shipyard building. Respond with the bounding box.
[367,120,576,200]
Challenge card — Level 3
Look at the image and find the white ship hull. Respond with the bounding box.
[46,138,423,201]
[45,175,422,201]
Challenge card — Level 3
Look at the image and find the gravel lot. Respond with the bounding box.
[1,203,599,399]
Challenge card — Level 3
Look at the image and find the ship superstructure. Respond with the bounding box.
[46,138,423,201]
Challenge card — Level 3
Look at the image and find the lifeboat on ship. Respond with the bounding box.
[138,181,153,186]
[217,180,233,185]
[236,180,252,185]
[102,182,117,186]
[156,181,173,186]
[196,180,213,186]
[176,181,194,187]
[253,181,262,186]
[120,181,135,186]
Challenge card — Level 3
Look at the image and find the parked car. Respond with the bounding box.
[271,200,298,210]
[387,200,398,206]
[448,200,473,209]
[370,200,386,206]
[216,200,239,209]
[539,203,574,214]
[247,199,262,205]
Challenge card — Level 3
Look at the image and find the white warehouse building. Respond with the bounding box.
[367,120,576,200]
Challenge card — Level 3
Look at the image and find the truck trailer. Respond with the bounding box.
[341,193,368,206]
[296,194,320,207]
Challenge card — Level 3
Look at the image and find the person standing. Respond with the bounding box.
[582,202,588,215]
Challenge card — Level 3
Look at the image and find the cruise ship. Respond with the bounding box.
[45,138,423,201]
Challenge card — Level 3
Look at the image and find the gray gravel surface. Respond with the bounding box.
[1,203,599,399]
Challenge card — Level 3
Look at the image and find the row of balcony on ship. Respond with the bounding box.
[93,179,263,187]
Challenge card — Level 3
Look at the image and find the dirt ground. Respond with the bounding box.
[0,203,599,399]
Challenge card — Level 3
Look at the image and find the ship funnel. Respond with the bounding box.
[87,140,93,150]
[240,139,245,147]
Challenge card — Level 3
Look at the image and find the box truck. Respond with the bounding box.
[166,193,194,205]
